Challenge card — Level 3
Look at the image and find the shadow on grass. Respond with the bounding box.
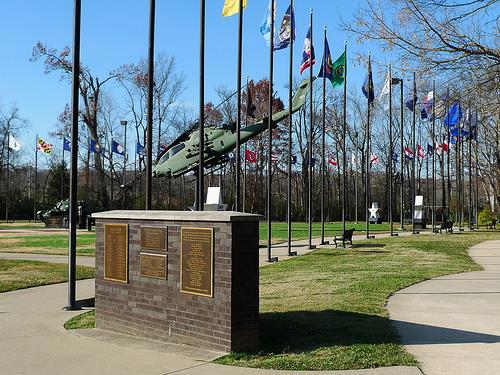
[351,243,386,249]
[258,309,500,354]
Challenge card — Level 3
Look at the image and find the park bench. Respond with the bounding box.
[334,228,355,248]
[438,221,454,234]
[486,218,497,229]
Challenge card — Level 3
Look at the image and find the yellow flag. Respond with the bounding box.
[222,0,246,17]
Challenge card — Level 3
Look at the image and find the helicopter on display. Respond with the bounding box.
[152,77,314,179]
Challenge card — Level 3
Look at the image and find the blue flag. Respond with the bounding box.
[260,0,274,46]
[291,155,297,165]
[362,60,374,103]
[427,144,434,156]
[299,26,315,74]
[392,153,399,162]
[444,101,462,127]
[405,94,417,111]
[63,138,71,152]
[112,140,125,156]
[274,5,295,50]
[450,127,469,144]
[136,142,145,156]
[89,139,102,154]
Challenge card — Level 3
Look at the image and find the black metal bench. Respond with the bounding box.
[438,221,454,234]
[334,228,355,248]
[486,218,497,229]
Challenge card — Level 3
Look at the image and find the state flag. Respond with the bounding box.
[8,134,22,151]
[299,26,315,74]
[245,149,257,163]
[222,0,246,17]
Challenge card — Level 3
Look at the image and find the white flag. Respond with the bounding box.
[351,153,357,166]
[8,134,23,151]
[379,72,391,110]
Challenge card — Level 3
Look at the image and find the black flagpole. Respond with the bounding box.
[5,128,10,222]
[235,0,244,211]
[61,138,65,201]
[432,81,436,233]
[146,0,155,210]
[388,64,395,236]
[457,100,462,230]
[267,0,277,262]
[287,0,296,256]
[34,135,38,222]
[468,101,473,229]
[65,0,81,311]
[320,26,326,246]
[474,115,479,229]
[197,0,206,211]
[399,78,404,229]
[411,72,417,234]
[308,9,315,250]
[365,55,372,239]
[342,42,348,242]
[243,76,249,213]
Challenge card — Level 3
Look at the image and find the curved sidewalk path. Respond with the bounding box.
[388,240,500,375]
[0,230,423,375]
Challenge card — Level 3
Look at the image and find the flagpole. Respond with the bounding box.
[320,26,326,246]
[243,76,249,213]
[342,41,348,241]
[5,128,10,222]
[65,0,81,311]
[399,78,405,230]
[34,135,38,222]
[388,63,394,236]
[61,139,65,201]
[287,0,296,256]
[411,72,417,235]
[234,0,244,211]
[308,9,315,250]
[446,88,451,220]
[432,81,436,233]
[468,102,473,230]
[474,116,479,229]
[365,54,372,240]
[145,0,155,210]
[457,100,462,230]
[266,0,277,262]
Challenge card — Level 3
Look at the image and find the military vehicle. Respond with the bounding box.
[38,199,91,229]
[152,77,313,179]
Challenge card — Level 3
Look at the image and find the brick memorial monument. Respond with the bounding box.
[92,210,261,353]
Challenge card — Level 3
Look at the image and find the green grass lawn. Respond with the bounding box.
[261,221,392,243]
[0,259,95,293]
[0,221,45,230]
[64,310,96,329]
[215,230,500,371]
[0,233,96,256]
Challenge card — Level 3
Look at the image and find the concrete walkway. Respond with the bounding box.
[388,240,500,375]
[0,230,426,375]
[0,279,422,375]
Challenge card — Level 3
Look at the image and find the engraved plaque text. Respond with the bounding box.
[180,227,213,297]
[104,224,128,283]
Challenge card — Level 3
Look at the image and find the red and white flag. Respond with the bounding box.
[245,149,257,163]
[370,154,380,164]
[328,158,338,167]
[404,146,414,160]
[417,144,426,158]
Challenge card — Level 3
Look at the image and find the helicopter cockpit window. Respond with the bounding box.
[171,143,185,156]
[159,152,170,163]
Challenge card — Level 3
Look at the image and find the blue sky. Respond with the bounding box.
[1,0,392,162]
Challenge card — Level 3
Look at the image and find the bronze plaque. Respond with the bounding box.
[104,224,128,283]
[140,253,167,279]
[180,227,214,297]
[141,226,167,251]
